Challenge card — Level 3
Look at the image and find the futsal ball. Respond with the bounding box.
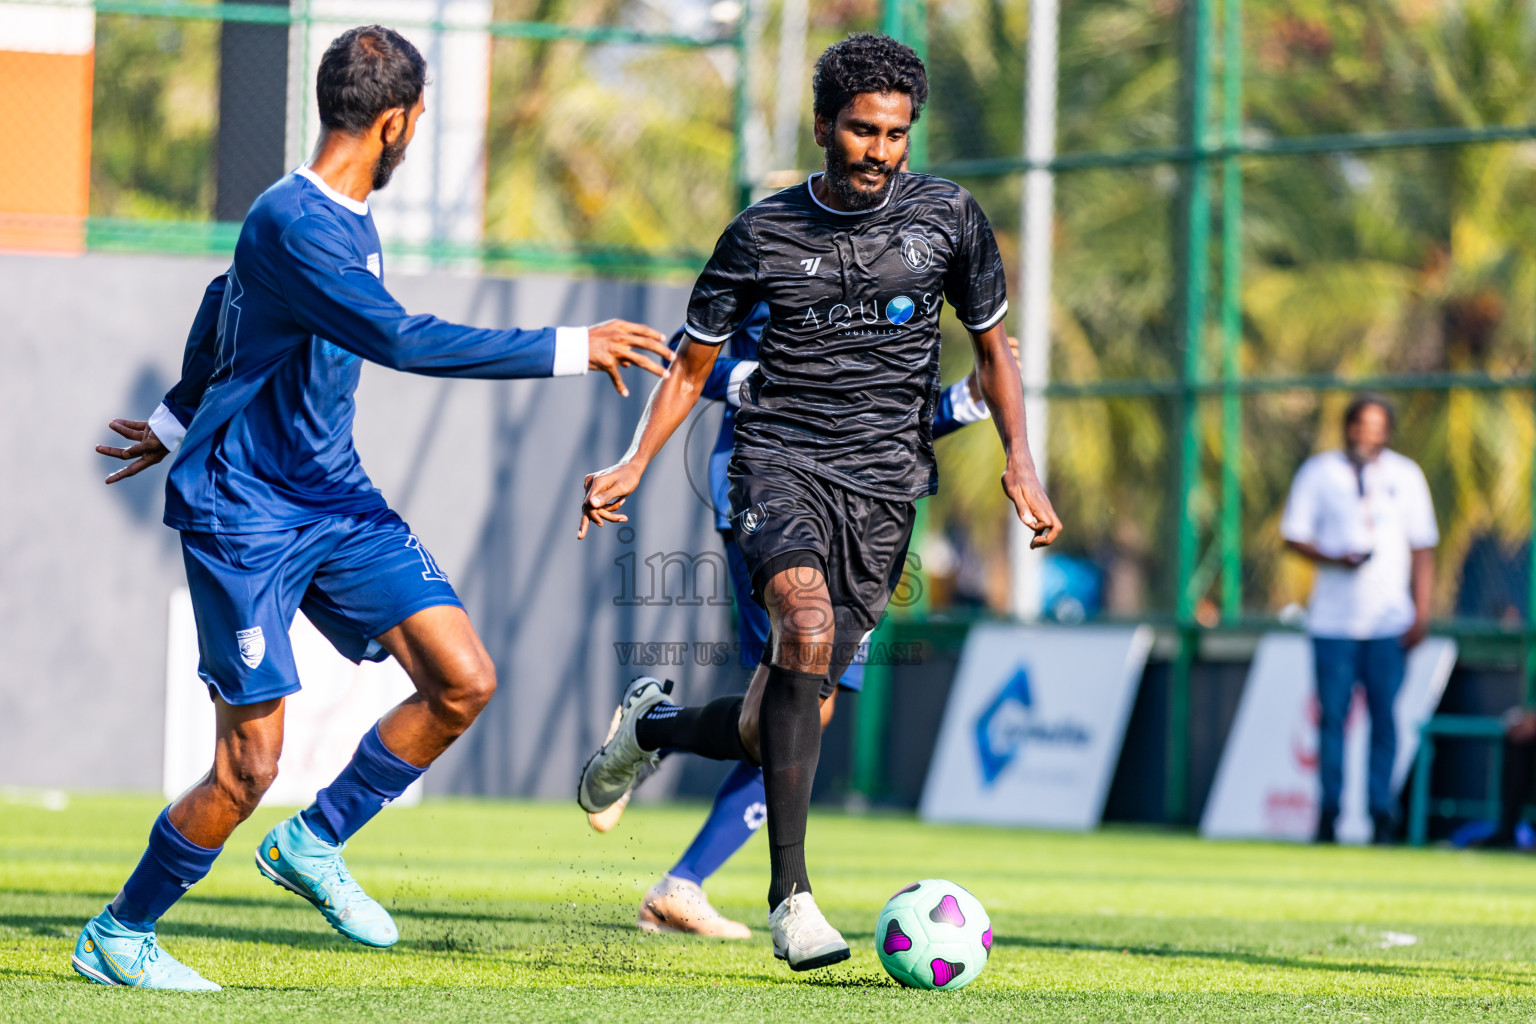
[875,879,992,990]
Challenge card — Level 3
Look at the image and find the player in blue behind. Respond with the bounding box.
[585,303,1006,938]
[81,25,671,991]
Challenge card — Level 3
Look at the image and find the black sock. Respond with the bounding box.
[760,666,826,909]
[635,696,748,761]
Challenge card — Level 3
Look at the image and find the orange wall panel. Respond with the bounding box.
[0,49,93,250]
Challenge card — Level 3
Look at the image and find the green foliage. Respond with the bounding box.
[483,0,737,254]
[89,15,218,220]
[921,0,1536,619]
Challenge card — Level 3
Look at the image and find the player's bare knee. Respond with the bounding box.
[770,625,832,674]
[216,757,279,817]
[432,660,496,731]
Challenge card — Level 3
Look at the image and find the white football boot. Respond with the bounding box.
[578,676,671,814]
[769,891,850,971]
[637,874,751,939]
[587,703,660,833]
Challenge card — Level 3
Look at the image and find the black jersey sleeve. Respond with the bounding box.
[943,190,1010,333]
[684,213,761,345]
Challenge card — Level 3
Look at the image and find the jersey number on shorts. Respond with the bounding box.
[406,535,450,582]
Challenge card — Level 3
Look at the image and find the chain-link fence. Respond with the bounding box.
[3,0,744,272]
[9,0,1536,650]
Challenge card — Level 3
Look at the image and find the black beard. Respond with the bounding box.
[822,134,896,211]
[372,136,408,190]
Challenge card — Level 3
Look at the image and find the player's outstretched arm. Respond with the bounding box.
[96,272,227,483]
[578,336,723,539]
[279,221,671,388]
[970,322,1062,548]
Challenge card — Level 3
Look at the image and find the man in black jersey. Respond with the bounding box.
[574,34,1061,972]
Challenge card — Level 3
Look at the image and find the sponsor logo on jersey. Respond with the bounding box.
[366,253,382,278]
[800,256,823,275]
[236,627,266,669]
[801,292,937,330]
[901,235,933,271]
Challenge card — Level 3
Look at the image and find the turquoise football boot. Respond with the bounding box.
[254,814,399,948]
[71,907,221,990]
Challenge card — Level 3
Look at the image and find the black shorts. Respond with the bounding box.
[728,457,916,696]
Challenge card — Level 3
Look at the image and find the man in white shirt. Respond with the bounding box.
[1280,394,1438,844]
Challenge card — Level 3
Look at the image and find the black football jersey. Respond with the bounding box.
[684,172,1008,501]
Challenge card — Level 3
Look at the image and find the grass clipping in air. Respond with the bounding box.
[2,796,1535,1022]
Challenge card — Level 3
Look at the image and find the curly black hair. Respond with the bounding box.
[812,33,929,125]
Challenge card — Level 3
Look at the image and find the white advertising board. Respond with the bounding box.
[919,624,1153,829]
[1200,633,1457,844]
[163,588,423,808]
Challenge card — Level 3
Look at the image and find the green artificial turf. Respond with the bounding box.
[3,793,1536,1021]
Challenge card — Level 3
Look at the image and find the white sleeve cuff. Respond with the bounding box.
[960,300,1009,333]
[726,360,758,408]
[552,326,589,377]
[684,323,734,344]
[148,402,188,452]
[947,379,990,424]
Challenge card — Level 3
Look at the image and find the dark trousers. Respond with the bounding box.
[1314,636,1406,819]
[1498,738,1536,838]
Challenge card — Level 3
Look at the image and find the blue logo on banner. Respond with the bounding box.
[974,666,1033,784]
[886,295,915,325]
[973,663,1092,786]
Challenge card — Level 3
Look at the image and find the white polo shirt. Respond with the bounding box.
[1280,448,1439,640]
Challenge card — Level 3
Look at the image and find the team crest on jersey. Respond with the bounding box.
[900,235,933,271]
[236,627,266,669]
[740,502,770,534]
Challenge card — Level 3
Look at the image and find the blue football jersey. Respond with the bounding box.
[152,169,585,533]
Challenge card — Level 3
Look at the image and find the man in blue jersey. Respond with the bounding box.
[587,303,1004,939]
[80,25,672,991]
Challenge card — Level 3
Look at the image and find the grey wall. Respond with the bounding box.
[0,252,738,799]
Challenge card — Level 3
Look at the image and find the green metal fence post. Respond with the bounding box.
[732,2,752,211]
[881,0,905,43]
[879,0,928,170]
[1168,0,1214,825]
[1218,0,1243,621]
[1528,305,1536,705]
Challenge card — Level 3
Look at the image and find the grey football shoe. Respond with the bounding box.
[577,676,672,813]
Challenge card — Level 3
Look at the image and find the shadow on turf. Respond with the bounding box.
[992,933,1536,986]
[0,910,362,951]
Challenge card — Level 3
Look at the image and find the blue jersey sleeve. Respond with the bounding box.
[931,378,991,439]
[668,327,741,401]
[160,273,228,429]
[932,386,962,439]
[672,301,769,403]
[278,217,560,378]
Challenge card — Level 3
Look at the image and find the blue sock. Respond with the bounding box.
[109,808,221,932]
[301,724,427,846]
[670,761,766,885]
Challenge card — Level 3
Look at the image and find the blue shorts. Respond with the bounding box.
[723,533,863,692]
[180,509,461,705]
